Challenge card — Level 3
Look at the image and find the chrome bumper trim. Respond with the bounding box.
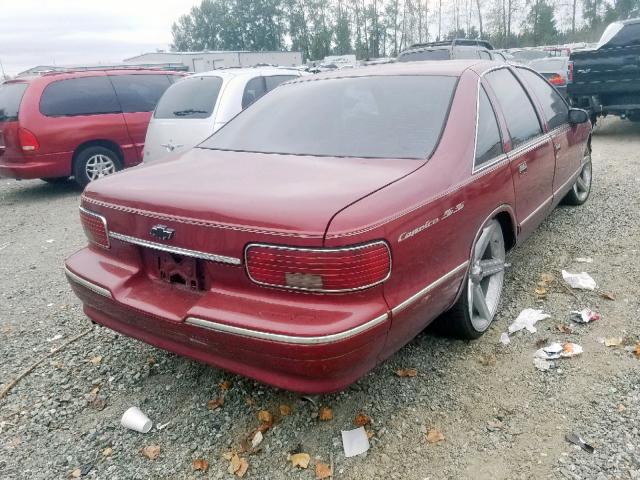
[109,232,242,266]
[64,266,113,298]
[185,312,389,345]
[391,261,469,316]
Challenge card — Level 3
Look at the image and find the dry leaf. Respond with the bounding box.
[315,462,332,479]
[141,445,161,460]
[90,355,103,365]
[70,468,81,478]
[222,452,234,461]
[257,410,273,425]
[604,337,623,347]
[256,422,271,433]
[102,447,113,457]
[534,287,547,297]
[290,453,311,469]
[426,428,445,444]
[219,380,232,391]
[396,367,418,377]
[354,413,371,426]
[366,428,375,439]
[600,292,616,301]
[146,356,156,365]
[318,406,333,421]
[478,354,496,366]
[557,324,573,334]
[227,454,249,477]
[540,273,554,284]
[192,458,209,472]
[618,404,626,412]
[207,396,224,410]
[235,457,248,477]
[634,343,640,359]
[279,404,292,416]
[251,430,263,448]
[89,385,101,396]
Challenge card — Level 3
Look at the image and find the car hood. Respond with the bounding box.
[82,147,423,238]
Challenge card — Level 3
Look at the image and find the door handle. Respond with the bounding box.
[518,162,528,174]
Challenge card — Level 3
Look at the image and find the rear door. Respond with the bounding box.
[0,81,29,161]
[484,68,555,239]
[110,74,173,162]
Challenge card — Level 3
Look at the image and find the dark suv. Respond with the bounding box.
[0,69,184,187]
[397,39,505,62]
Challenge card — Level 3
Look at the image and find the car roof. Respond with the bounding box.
[186,67,301,80]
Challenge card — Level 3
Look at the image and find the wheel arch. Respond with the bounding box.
[72,140,124,169]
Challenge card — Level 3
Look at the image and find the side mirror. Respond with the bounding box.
[568,108,589,125]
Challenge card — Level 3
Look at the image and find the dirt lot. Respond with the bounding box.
[1,117,639,480]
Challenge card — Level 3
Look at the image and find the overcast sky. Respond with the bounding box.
[0,0,201,76]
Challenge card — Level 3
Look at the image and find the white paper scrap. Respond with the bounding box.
[341,427,370,457]
[562,270,597,290]
[508,308,551,334]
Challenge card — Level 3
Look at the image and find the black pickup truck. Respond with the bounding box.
[568,18,640,122]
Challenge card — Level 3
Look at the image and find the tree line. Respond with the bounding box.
[171,0,640,60]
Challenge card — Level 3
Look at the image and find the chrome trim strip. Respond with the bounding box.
[520,195,553,226]
[109,232,242,266]
[185,312,389,345]
[244,241,392,293]
[64,266,113,298]
[553,167,582,198]
[79,206,111,249]
[391,261,469,316]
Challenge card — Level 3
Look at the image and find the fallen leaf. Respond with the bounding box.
[219,380,232,391]
[222,452,233,461]
[102,447,113,457]
[207,396,224,410]
[70,468,81,478]
[618,404,626,412]
[227,454,249,477]
[257,409,273,425]
[366,428,375,439]
[315,462,332,479]
[192,458,209,472]
[478,354,496,366]
[251,430,263,448]
[396,367,418,377]
[318,406,333,421]
[235,457,248,477]
[290,453,310,469]
[426,428,445,444]
[540,273,554,284]
[634,343,640,359]
[600,292,616,301]
[354,413,371,426]
[534,286,547,298]
[89,385,101,396]
[89,355,102,365]
[146,356,156,365]
[604,337,623,347]
[256,422,271,433]
[557,324,573,334]
[141,445,160,460]
[279,404,292,416]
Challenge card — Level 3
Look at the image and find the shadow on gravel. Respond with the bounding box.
[0,179,81,205]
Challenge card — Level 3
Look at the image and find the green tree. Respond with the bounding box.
[521,0,558,46]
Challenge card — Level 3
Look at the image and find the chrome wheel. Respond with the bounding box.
[572,155,592,203]
[467,219,505,332]
[85,154,116,181]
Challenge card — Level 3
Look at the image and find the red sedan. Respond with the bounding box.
[65,61,592,393]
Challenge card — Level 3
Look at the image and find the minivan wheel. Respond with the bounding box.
[73,146,121,188]
[442,219,506,339]
[562,149,592,206]
[41,176,70,184]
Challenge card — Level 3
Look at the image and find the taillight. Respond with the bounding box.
[18,127,39,152]
[567,61,574,83]
[245,242,391,292]
[79,207,110,249]
[548,74,566,86]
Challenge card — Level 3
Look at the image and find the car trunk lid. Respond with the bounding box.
[143,117,215,163]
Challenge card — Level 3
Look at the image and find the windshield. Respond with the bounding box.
[201,75,458,159]
[397,49,451,62]
[154,76,223,119]
[0,82,28,122]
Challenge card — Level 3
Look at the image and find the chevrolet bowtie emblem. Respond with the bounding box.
[150,225,175,241]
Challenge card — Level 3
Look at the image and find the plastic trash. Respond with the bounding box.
[499,332,511,345]
[562,270,597,290]
[535,342,583,360]
[534,358,553,371]
[508,308,550,334]
[565,432,594,453]
[341,427,370,457]
[570,308,601,324]
[121,407,153,433]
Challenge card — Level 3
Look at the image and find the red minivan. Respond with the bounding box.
[0,69,184,187]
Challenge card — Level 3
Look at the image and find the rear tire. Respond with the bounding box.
[562,148,592,206]
[41,176,70,184]
[73,146,121,188]
[441,219,506,339]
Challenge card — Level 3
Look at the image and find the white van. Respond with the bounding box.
[143,67,303,162]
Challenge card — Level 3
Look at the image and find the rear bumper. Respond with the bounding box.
[64,249,390,393]
[0,153,71,179]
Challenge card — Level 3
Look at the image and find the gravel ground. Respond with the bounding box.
[0,116,639,480]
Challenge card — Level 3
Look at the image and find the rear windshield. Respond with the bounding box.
[0,82,28,122]
[154,76,223,119]
[397,49,451,62]
[599,21,640,48]
[201,75,457,159]
[529,58,568,70]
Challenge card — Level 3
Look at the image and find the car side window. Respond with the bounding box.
[484,68,542,148]
[242,77,266,109]
[265,75,297,92]
[455,47,480,59]
[517,68,569,130]
[475,87,504,167]
[110,74,172,113]
[40,76,121,117]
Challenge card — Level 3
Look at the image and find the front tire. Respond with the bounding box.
[443,219,506,339]
[73,146,121,188]
[562,149,592,206]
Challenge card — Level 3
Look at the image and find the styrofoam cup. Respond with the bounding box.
[121,407,153,433]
